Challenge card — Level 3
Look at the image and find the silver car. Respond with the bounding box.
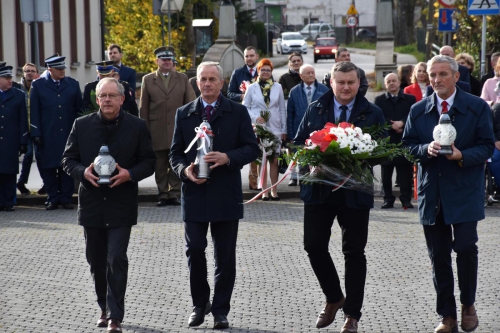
[276,32,308,54]
[300,23,336,41]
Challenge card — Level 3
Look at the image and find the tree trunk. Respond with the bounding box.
[183,0,196,64]
[393,0,416,46]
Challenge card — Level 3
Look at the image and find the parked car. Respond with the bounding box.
[276,32,308,54]
[313,37,338,63]
[356,28,376,41]
[300,23,335,41]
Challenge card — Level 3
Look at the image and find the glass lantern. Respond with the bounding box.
[93,145,116,185]
[432,113,457,155]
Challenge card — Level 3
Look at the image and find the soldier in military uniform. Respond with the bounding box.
[30,54,82,210]
[83,61,138,116]
[0,63,29,211]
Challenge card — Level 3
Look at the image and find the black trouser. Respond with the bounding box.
[423,207,478,319]
[84,226,132,321]
[40,167,74,204]
[0,173,16,206]
[18,138,42,184]
[184,220,239,316]
[381,163,413,203]
[303,191,370,320]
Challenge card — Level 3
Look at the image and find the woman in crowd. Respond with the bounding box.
[398,64,414,90]
[481,58,500,105]
[404,62,429,102]
[243,59,286,201]
[455,52,481,96]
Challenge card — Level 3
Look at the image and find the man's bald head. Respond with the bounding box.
[440,46,455,58]
[384,72,400,95]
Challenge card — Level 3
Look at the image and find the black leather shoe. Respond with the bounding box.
[288,179,297,186]
[188,302,211,327]
[17,182,30,195]
[4,206,15,212]
[167,198,181,206]
[381,201,394,209]
[402,202,414,209]
[213,314,229,329]
[0,206,4,211]
[46,203,59,210]
[157,199,168,207]
[61,203,74,210]
[37,185,47,195]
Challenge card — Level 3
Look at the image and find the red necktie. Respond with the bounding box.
[441,101,448,114]
[249,68,253,76]
[205,105,213,121]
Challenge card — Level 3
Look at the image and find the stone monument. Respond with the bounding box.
[374,0,398,85]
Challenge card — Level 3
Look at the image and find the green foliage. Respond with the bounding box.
[395,44,425,62]
[345,41,376,50]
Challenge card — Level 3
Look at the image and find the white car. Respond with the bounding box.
[276,32,308,54]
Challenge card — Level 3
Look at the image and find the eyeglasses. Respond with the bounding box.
[260,69,272,72]
[24,70,37,73]
[98,93,121,99]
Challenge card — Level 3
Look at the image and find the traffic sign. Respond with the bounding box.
[438,0,456,8]
[438,8,459,31]
[347,4,358,15]
[468,0,500,15]
[347,16,357,28]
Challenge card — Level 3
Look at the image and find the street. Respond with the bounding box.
[1,199,500,332]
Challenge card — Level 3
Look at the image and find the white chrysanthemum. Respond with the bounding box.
[344,127,356,136]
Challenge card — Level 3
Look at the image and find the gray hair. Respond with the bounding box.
[331,61,359,79]
[427,55,459,74]
[96,77,124,96]
[197,61,223,81]
[299,64,314,74]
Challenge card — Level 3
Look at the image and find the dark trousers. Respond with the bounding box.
[84,226,132,321]
[184,220,239,316]
[423,208,478,319]
[0,173,16,206]
[381,163,413,203]
[18,139,42,184]
[303,191,370,320]
[40,167,74,204]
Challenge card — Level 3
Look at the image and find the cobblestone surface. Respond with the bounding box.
[1,199,499,332]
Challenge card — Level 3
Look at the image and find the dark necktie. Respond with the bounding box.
[339,105,348,123]
[55,81,60,89]
[441,101,448,114]
[205,105,214,121]
[392,95,398,102]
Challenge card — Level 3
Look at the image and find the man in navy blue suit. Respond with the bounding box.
[170,62,259,330]
[107,44,137,93]
[0,63,28,211]
[30,54,82,210]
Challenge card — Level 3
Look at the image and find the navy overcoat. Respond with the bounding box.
[169,95,260,222]
[30,72,82,169]
[0,88,29,174]
[402,88,494,225]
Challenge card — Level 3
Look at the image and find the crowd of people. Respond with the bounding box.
[1,42,499,333]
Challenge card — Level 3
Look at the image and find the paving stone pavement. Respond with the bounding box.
[1,199,499,333]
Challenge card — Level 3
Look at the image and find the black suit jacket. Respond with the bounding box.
[118,64,137,92]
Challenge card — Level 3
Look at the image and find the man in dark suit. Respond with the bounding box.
[0,63,28,211]
[294,61,386,333]
[30,54,82,210]
[374,73,416,209]
[480,52,500,89]
[227,46,260,190]
[83,61,138,116]
[170,62,259,330]
[62,78,156,332]
[107,44,136,92]
[402,55,494,333]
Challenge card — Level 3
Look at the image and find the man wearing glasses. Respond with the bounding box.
[62,78,156,332]
[30,54,82,210]
[139,46,196,207]
[17,63,45,196]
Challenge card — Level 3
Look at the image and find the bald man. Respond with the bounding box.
[440,46,471,85]
[374,73,416,209]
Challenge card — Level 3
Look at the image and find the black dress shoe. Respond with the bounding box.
[4,206,15,212]
[37,185,47,195]
[157,199,168,206]
[46,203,59,210]
[270,195,280,201]
[61,203,74,210]
[249,185,259,191]
[167,198,181,206]
[188,302,211,327]
[288,179,297,186]
[261,196,269,201]
[97,311,107,327]
[213,314,229,329]
[17,182,30,195]
[402,202,414,209]
[381,201,394,209]
[0,206,4,211]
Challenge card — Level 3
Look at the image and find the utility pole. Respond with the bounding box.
[425,0,435,61]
